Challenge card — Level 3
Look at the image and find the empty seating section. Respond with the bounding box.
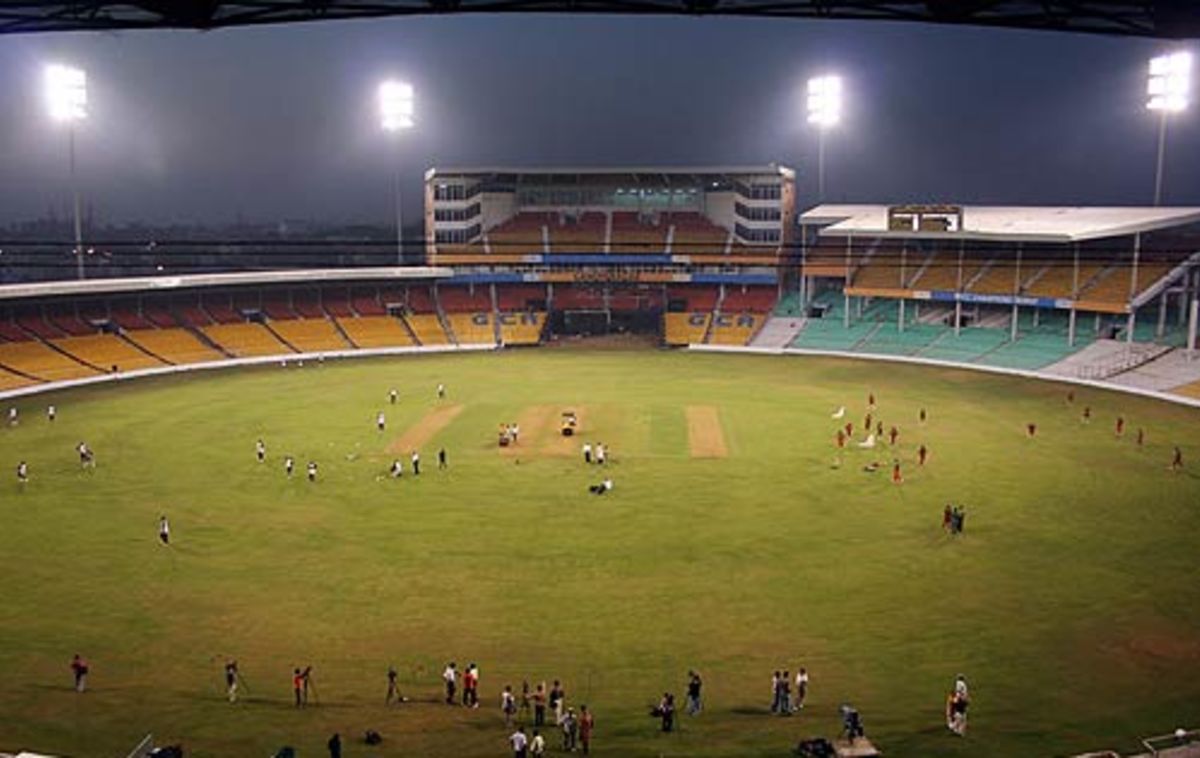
[497,286,546,310]
[203,296,241,324]
[0,366,38,390]
[548,213,606,253]
[177,301,213,326]
[270,319,349,352]
[438,286,491,312]
[498,313,545,345]
[111,307,154,330]
[201,323,292,357]
[125,328,225,364]
[802,247,850,278]
[263,299,296,320]
[321,291,354,318]
[669,287,719,311]
[553,289,605,310]
[906,252,984,292]
[447,313,496,344]
[144,303,180,328]
[669,212,728,255]
[721,288,777,313]
[406,287,437,314]
[351,288,386,316]
[336,316,414,349]
[664,313,710,345]
[48,306,94,336]
[17,311,64,340]
[405,314,450,345]
[967,260,1029,295]
[0,321,29,341]
[51,334,166,372]
[1025,262,1104,298]
[611,212,667,254]
[291,292,325,319]
[1078,264,1173,306]
[708,313,764,345]
[0,341,98,381]
[488,212,550,256]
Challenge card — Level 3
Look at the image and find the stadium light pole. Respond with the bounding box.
[379,80,415,264]
[807,74,842,202]
[1146,51,1191,206]
[45,64,88,280]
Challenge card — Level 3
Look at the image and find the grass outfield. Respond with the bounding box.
[1,348,1198,758]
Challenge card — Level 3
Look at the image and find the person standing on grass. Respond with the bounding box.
[943,504,953,532]
[1172,446,1183,472]
[502,684,517,726]
[876,420,884,438]
[70,653,88,692]
[529,729,545,757]
[919,407,926,424]
[1115,416,1125,436]
[1026,422,1037,438]
[291,668,304,707]
[582,442,592,464]
[437,383,446,400]
[438,447,448,470]
[844,421,853,439]
[225,660,239,703]
[386,666,400,705]
[770,670,781,713]
[158,515,170,546]
[300,666,313,705]
[891,459,903,485]
[327,732,341,758]
[836,429,846,450]
[389,388,398,405]
[779,670,792,715]
[256,438,266,463]
[307,461,318,482]
[579,704,594,755]
[795,668,809,711]
[411,450,421,476]
[16,461,28,484]
[47,405,56,422]
[461,663,474,707]
[7,407,17,426]
[533,681,547,726]
[443,662,457,704]
[509,726,528,758]
[658,692,675,732]
[518,680,532,722]
[889,425,899,446]
[685,670,702,716]
[377,411,386,432]
[1137,428,1145,447]
[562,707,578,751]
[596,443,606,465]
[918,444,928,466]
[1082,406,1092,423]
[284,456,294,477]
[390,458,403,479]
[549,679,565,724]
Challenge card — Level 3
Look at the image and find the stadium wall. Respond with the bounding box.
[690,344,1200,410]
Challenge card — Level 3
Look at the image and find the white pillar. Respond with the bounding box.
[1188,297,1198,356]
[1157,292,1168,339]
[954,300,962,336]
[1068,308,1077,347]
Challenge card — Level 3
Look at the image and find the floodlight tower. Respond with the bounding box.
[1146,51,1191,206]
[807,74,842,202]
[379,80,414,264]
[45,64,88,280]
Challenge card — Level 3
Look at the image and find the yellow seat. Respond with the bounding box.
[664,313,710,345]
[497,312,545,345]
[336,316,415,349]
[447,313,496,344]
[201,323,292,357]
[707,313,762,345]
[125,328,225,364]
[0,340,100,381]
[52,334,167,372]
[271,318,350,352]
[405,314,450,345]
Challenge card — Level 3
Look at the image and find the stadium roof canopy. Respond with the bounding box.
[802,204,1200,243]
[1,1,1197,37]
[428,165,793,180]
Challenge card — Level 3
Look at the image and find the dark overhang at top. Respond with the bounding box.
[1,1,1197,38]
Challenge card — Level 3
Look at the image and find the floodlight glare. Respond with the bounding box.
[807,75,842,128]
[45,64,87,122]
[1147,51,1191,112]
[379,80,415,131]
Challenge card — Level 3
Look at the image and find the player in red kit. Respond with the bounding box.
[891,459,903,484]
[889,426,899,446]
[918,444,928,466]
[1115,416,1124,436]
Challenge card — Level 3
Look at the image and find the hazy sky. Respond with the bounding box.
[0,16,1197,226]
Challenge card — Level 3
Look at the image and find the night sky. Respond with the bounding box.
[0,16,1197,226]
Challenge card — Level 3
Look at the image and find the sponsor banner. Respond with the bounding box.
[710,313,760,328]
[450,272,525,284]
[690,272,777,285]
[926,290,1063,309]
[495,312,543,326]
[546,253,673,266]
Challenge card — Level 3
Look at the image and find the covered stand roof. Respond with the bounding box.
[801,204,1200,244]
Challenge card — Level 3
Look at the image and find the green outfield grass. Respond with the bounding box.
[0,349,1198,758]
